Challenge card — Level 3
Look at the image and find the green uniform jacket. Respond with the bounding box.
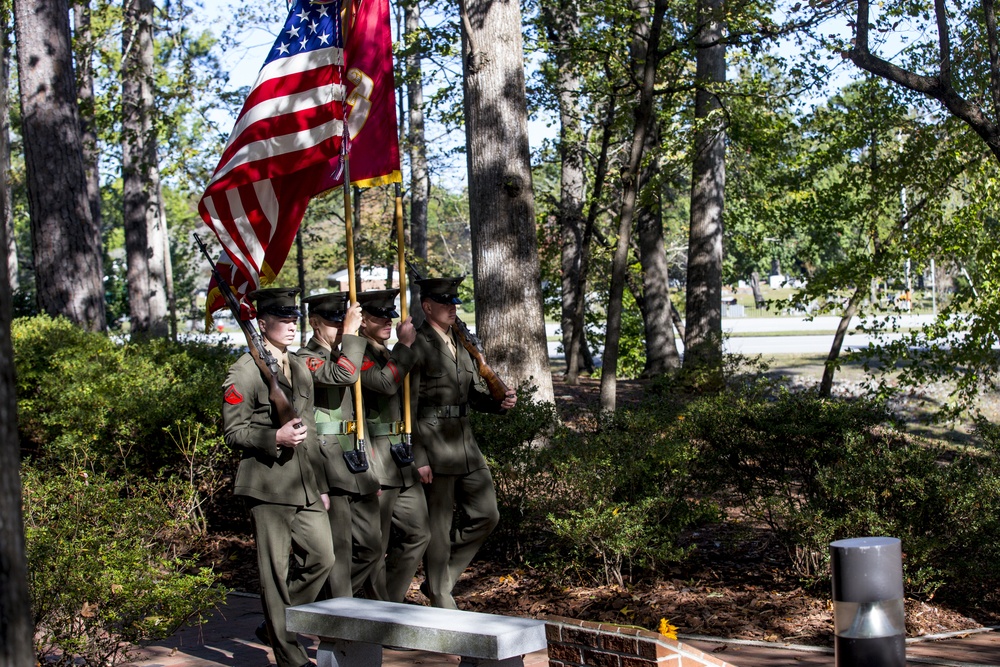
[359,337,418,488]
[408,321,505,475]
[295,335,380,495]
[222,352,326,506]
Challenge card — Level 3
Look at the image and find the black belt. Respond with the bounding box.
[419,404,468,419]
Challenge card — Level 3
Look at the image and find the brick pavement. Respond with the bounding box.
[122,593,1000,667]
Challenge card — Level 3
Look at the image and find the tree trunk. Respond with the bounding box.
[460,0,553,402]
[74,0,102,236]
[669,298,685,339]
[629,24,679,377]
[683,0,726,375]
[122,0,168,337]
[749,270,765,307]
[599,0,667,412]
[15,0,106,330]
[0,93,33,665]
[820,287,864,397]
[158,191,177,338]
[404,0,427,328]
[542,0,588,384]
[636,194,681,375]
[567,92,617,385]
[1,27,15,293]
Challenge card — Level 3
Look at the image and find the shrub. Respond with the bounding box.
[686,389,1000,600]
[13,315,236,476]
[543,405,718,586]
[472,384,716,582]
[472,384,562,559]
[22,464,225,666]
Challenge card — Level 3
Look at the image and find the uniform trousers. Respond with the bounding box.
[327,490,387,600]
[379,482,430,602]
[249,499,334,667]
[423,467,499,609]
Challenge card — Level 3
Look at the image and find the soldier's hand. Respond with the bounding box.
[276,419,307,448]
[396,317,416,347]
[320,492,331,511]
[418,465,433,485]
[500,390,517,410]
[343,303,363,336]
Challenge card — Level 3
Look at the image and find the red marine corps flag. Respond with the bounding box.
[200,0,401,325]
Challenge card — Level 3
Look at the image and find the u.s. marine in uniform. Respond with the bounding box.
[295,291,388,600]
[356,288,429,602]
[408,276,517,609]
[221,287,333,667]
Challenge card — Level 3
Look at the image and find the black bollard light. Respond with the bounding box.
[830,537,906,667]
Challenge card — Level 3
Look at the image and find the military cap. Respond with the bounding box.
[248,287,301,319]
[303,291,350,322]
[358,289,400,318]
[416,276,465,305]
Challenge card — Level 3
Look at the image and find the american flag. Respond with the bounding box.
[199,0,400,324]
[200,0,346,316]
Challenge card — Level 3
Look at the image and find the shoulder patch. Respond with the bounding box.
[224,385,243,405]
[337,357,357,374]
[361,357,375,372]
[387,361,402,384]
[306,357,325,372]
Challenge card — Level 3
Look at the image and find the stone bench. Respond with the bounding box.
[286,597,547,667]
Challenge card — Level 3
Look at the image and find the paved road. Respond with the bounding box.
[188,313,935,360]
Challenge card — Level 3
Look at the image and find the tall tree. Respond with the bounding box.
[121,0,169,336]
[1,20,14,293]
[683,0,726,374]
[73,0,101,234]
[404,0,428,327]
[14,0,106,330]
[0,36,32,658]
[599,0,668,411]
[540,0,592,384]
[460,0,553,401]
[630,6,680,377]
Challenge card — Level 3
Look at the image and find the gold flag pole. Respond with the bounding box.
[340,0,368,473]
[394,182,411,441]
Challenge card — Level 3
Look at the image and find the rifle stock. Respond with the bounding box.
[452,320,510,402]
[194,233,299,426]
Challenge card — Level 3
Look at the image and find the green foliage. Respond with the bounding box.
[13,315,236,475]
[590,288,647,380]
[472,384,561,559]
[475,386,716,586]
[545,402,716,586]
[687,389,1000,600]
[22,464,225,666]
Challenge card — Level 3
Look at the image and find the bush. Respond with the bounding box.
[13,315,236,476]
[543,405,718,586]
[472,384,562,559]
[475,388,717,586]
[22,464,226,666]
[686,389,1000,600]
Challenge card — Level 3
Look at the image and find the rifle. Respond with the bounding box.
[194,233,299,427]
[406,261,511,402]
